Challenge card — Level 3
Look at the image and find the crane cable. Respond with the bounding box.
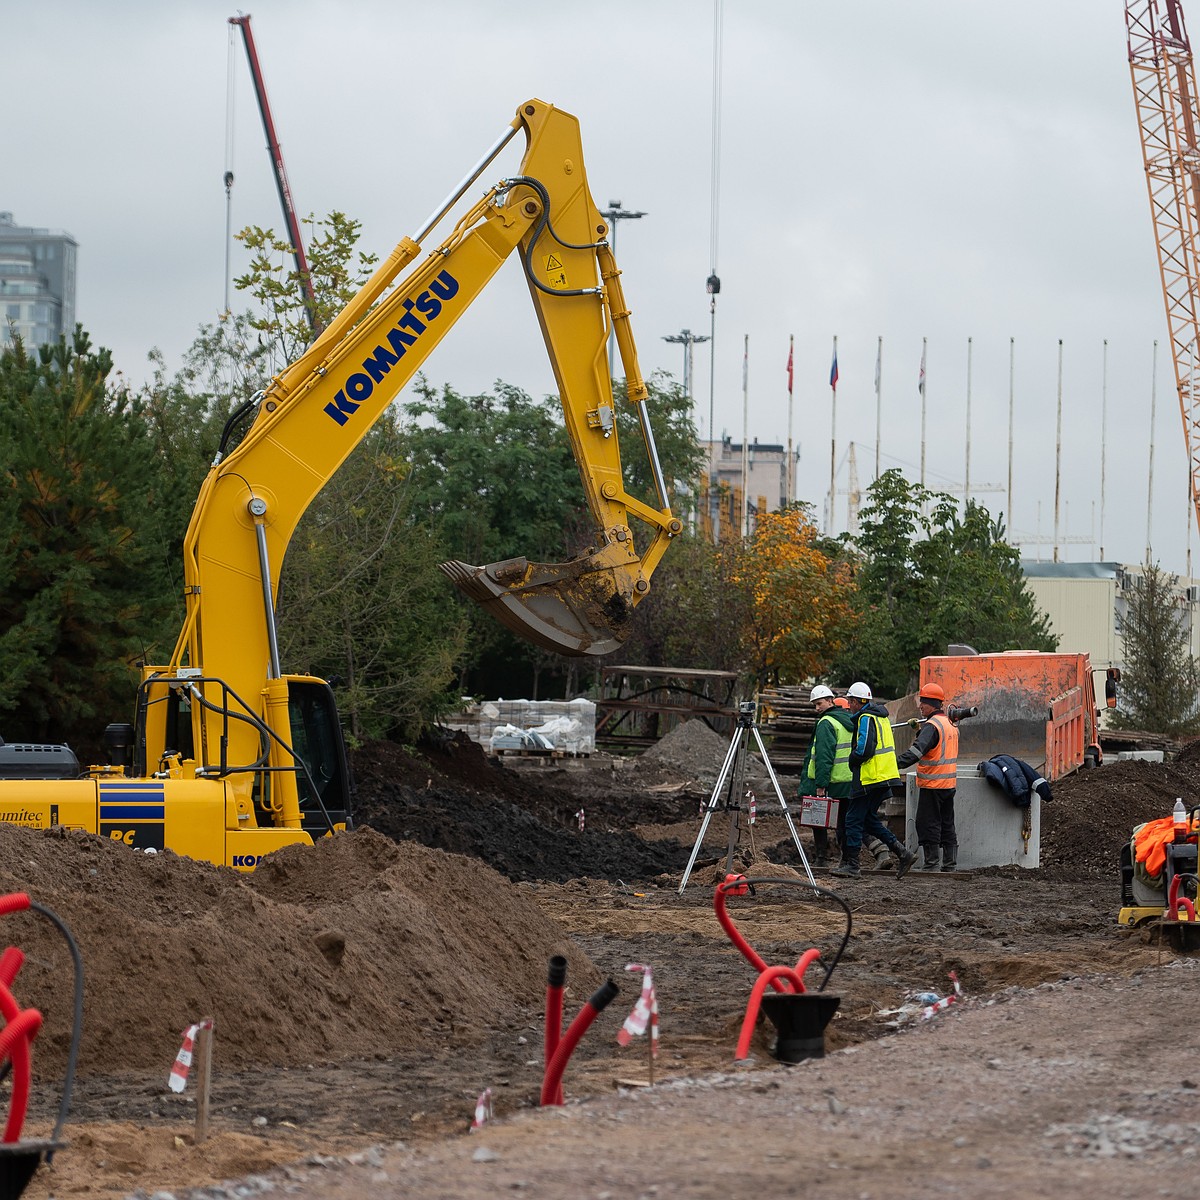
[224,24,238,318]
[706,0,724,453]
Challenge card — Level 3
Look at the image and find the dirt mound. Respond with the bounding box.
[637,719,736,783]
[1041,757,1200,879]
[351,739,690,883]
[0,823,596,1079]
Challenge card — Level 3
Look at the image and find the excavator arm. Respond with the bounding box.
[147,99,677,826]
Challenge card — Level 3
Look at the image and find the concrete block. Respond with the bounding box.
[903,771,1039,869]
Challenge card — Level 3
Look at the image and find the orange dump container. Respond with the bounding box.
[919,651,1101,781]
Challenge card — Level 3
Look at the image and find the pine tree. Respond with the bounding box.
[1112,561,1200,736]
[0,329,169,751]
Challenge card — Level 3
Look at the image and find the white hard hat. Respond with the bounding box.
[810,685,835,702]
[847,681,872,700]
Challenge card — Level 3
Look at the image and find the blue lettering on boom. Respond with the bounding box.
[323,269,460,426]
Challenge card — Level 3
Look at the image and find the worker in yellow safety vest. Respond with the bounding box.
[896,682,960,871]
[831,682,917,880]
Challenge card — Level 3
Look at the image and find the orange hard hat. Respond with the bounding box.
[919,683,945,704]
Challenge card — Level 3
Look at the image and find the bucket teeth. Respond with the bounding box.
[439,548,642,657]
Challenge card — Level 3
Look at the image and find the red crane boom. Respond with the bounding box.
[1127,0,1200,535]
[229,13,320,333]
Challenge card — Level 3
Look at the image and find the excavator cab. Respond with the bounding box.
[285,679,352,834]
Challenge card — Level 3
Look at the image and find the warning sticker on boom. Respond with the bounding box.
[542,253,568,290]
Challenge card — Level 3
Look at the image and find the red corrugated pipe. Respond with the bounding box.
[540,979,619,1106]
[543,956,568,1106]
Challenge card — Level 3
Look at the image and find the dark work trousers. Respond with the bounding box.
[811,799,848,858]
[843,785,901,859]
[915,786,957,849]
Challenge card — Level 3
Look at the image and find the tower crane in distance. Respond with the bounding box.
[1127,0,1200,534]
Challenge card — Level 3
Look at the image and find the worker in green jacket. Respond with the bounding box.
[799,685,855,867]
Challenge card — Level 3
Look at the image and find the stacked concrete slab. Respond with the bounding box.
[441,698,597,755]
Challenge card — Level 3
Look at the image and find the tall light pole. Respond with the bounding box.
[601,201,646,379]
[663,328,711,405]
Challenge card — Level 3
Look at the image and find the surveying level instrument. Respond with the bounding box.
[678,699,814,893]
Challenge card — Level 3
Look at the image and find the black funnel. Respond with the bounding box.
[0,1141,62,1200]
[760,993,841,1063]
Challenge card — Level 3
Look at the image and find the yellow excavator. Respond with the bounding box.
[0,99,679,869]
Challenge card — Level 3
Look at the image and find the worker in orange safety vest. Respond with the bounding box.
[896,683,960,871]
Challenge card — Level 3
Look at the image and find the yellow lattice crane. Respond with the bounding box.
[1127,0,1200,533]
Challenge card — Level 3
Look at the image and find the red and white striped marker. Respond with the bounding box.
[921,971,963,1021]
[616,963,658,1056]
[747,788,757,825]
[575,808,585,833]
[168,1019,213,1093]
[470,1087,493,1131]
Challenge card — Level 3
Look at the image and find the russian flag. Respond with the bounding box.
[829,349,839,392]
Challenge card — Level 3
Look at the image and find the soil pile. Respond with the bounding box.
[0,823,595,1079]
[351,737,690,882]
[636,719,737,784]
[1041,757,1200,879]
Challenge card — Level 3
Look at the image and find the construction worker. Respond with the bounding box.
[832,681,916,879]
[799,685,854,867]
[896,682,959,871]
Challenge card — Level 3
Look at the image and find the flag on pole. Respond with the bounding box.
[617,963,659,1055]
[743,339,749,390]
[829,344,839,393]
[874,340,882,396]
[918,343,927,397]
[787,337,794,396]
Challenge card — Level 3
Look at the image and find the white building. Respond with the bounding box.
[1022,561,1200,670]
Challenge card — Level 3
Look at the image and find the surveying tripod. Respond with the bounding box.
[678,700,814,893]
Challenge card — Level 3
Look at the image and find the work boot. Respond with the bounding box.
[868,837,894,871]
[920,844,941,871]
[813,851,830,868]
[941,844,958,873]
[894,846,918,879]
[830,854,861,879]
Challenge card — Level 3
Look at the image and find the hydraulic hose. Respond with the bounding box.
[540,979,619,1107]
[544,956,568,1106]
[715,875,853,993]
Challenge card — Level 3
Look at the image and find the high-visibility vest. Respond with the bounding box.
[806,714,852,784]
[916,712,959,790]
[859,712,900,788]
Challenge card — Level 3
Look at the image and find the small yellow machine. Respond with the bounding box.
[0,100,678,870]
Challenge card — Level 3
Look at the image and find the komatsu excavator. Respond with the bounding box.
[0,99,679,869]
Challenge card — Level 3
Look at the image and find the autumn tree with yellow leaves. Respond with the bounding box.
[617,504,857,689]
[724,506,857,687]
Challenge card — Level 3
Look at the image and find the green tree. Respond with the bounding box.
[0,330,172,751]
[276,411,467,742]
[233,211,378,373]
[834,470,1055,697]
[1112,562,1200,735]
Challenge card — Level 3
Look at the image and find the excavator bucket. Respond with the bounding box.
[439,544,645,657]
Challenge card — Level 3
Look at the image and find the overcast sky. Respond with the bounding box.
[7,1,1193,573]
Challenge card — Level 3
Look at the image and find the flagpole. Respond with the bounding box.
[964,336,973,507]
[741,333,750,537]
[786,334,795,508]
[919,337,927,493]
[1054,338,1063,564]
[1007,337,1015,537]
[874,335,882,482]
[1147,338,1157,561]
[828,335,838,535]
[1100,338,1107,560]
